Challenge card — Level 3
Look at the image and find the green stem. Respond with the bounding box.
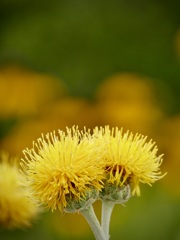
[81,204,106,240]
[101,200,115,240]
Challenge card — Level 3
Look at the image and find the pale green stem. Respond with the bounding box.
[81,204,106,240]
[101,200,115,240]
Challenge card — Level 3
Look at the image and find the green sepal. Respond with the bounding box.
[64,188,99,213]
[99,183,131,204]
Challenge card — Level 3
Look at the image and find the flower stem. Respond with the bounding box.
[101,200,115,240]
[81,204,106,240]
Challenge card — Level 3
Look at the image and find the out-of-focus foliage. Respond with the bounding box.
[0,0,180,239]
[175,28,180,60]
[0,0,180,108]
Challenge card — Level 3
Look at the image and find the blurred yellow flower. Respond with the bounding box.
[0,64,66,118]
[0,118,54,157]
[93,126,166,196]
[42,97,98,129]
[157,115,180,196]
[1,97,97,157]
[95,73,164,135]
[96,73,155,103]
[21,127,105,212]
[0,152,39,229]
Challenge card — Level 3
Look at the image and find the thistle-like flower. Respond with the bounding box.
[20,126,166,240]
[0,152,39,229]
[93,126,166,197]
[21,126,105,212]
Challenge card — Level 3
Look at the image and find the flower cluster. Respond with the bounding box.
[21,126,165,213]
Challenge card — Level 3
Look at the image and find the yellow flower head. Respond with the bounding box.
[0,152,39,229]
[21,127,105,212]
[0,65,66,118]
[93,126,166,196]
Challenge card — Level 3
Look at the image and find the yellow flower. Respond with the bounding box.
[0,64,66,118]
[95,73,164,136]
[0,152,39,229]
[1,97,97,157]
[157,115,180,197]
[21,127,105,212]
[93,126,166,196]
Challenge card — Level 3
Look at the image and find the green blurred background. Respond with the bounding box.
[0,0,180,239]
